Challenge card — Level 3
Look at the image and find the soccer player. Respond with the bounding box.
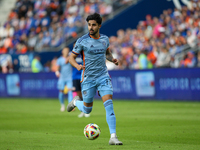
[72,41,90,118]
[67,13,123,145]
[55,47,73,112]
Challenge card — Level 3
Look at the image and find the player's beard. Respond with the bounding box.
[90,29,98,36]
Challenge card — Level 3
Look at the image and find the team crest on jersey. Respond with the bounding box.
[101,41,107,47]
[83,90,87,96]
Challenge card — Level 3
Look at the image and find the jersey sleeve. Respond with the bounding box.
[72,41,82,55]
[106,37,110,50]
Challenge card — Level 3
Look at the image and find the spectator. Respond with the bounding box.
[4,23,14,38]
[15,42,27,54]
[156,46,171,68]
[138,49,153,69]
[27,32,37,51]
[0,54,13,73]
[31,55,43,73]
[147,46,158,65]
[35,32,44,51]
[4,36,13,52]
[187,30,197,48]
[180,51,197,68]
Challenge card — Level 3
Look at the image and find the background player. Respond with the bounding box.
[72,41,90,117]
[55,47,73,112]
[67,13,123,145]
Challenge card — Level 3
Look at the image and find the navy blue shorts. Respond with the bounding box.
[73,79,81,92]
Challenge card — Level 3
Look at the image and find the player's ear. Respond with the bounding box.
[99,24,101,28]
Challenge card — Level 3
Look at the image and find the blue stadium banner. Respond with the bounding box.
[0,73,58,98]
[0,68,200,101]
[154,68,200,101]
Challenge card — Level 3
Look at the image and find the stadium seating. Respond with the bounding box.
[107,3,200,69]
[0,0,134,54]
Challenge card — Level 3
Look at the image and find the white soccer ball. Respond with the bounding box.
[84,123,101,140]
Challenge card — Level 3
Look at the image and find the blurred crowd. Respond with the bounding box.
[0,0,132,54]
[1,0,200,74]
[107,1,200,70]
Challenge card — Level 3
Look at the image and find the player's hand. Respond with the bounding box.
[77,64,85,71]
[112,58,118,66]
[55,71,60,77]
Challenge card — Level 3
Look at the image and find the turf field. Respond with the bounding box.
[0,98,200,150]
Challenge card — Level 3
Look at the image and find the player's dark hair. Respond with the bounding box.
[86,13,102,25]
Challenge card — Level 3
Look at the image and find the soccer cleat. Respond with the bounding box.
[67,96,80,112]
[84,113,90,117]
[109,137,123,145]
[60,105,65,112]
[78,112,85,118]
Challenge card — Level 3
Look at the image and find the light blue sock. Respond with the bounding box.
[76,100,84,112]
[59,92,64,105]
[104,99,116,134]
[76,101,92,114]
[68,91,73,103]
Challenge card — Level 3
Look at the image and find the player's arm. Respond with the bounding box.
[106,48,118,66]
[55,65,60,77]
[69,52,85,71]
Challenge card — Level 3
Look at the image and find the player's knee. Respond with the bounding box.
[83,105,92,114]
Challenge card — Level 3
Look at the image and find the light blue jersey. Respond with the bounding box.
[57,56,72,81]
[57,56,73,104]
[72,33,110,82]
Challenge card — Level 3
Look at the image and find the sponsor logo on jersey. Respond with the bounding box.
[89,49,105,54]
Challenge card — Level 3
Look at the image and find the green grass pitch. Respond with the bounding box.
[0,98,200,150]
